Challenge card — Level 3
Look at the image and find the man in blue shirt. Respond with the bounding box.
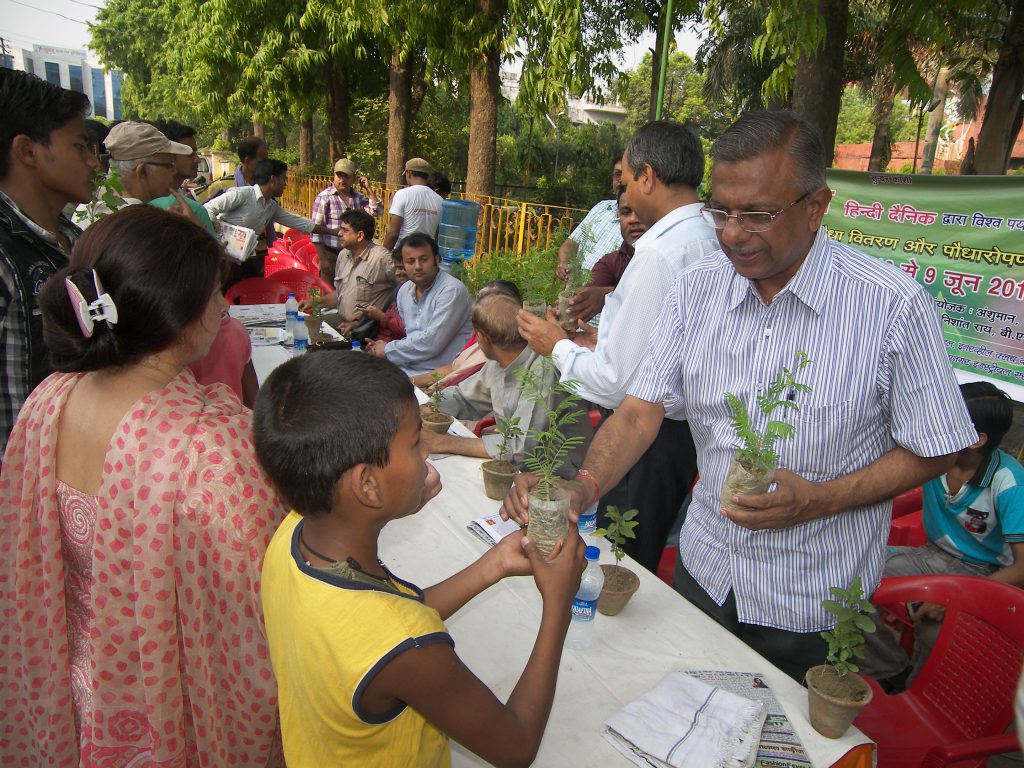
[862,381,1024,689]
[368,233,472,375]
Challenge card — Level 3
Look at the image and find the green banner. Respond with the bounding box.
[823,169,1024,402]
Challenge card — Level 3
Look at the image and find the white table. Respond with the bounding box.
[380,451,872,767]
[237,305,872,767]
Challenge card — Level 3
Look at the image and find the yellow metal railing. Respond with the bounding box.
[281,172,588,256]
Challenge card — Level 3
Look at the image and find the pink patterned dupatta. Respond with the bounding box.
[0,370,286,767]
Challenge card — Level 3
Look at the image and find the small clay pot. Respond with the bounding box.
[303,315,330,343]
[421,412,454,434]
[597,564,640,616]
[720,453,775,512]
[481,460,518,501]
[805,664,873,739]
[526,487,570,557]
[557,290,578,333]
[523,299,547,319]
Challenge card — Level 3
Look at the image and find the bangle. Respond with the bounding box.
[575,469,601,502]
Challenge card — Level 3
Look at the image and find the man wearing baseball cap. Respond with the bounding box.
[310,157,382,283]
[382,157,443,251]
[74,121,195,227]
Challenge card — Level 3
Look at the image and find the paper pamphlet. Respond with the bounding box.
[686,671,811,768]
[467,513,522,548]
[214,219,258,263]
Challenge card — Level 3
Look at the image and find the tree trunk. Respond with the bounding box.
[219,127,231,145]
[324,60,350,160]
[466,26,501,196]
[273,122,287,150]
[975,0,1024,174]
[920,67,950,174]
[252,118,264,139]
[867,65,895,172]
[648,3,667,122]
[790,0,849,166]
[299,115,314,169]
[387,46,413,187]
[411,51,427,123]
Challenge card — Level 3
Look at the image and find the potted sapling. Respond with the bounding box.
[304,287,330,344]
[595,505,641,616]
[806,578,876,738]
[557,248,588,333]
[480,416,522,500]
[721,351,811,512]
[421,372,455,434]
[517,360,585,557]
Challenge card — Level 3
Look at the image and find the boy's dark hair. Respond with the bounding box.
[0,69,92,180]
[397,232,439,258]
[236,136,266,162]
[253,353,416,516]
[960,381,1013,455]
[612,150,623,166]
[145,119,197,143]
[254,158,288,185]
[341,208,375,240]
[40,206,222,372]
[430,172,451,197]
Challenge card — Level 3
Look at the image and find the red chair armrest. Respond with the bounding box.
[921,732,1021,767]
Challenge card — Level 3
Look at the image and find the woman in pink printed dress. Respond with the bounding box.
[0,207,286,767]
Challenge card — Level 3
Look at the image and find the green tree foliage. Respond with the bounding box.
[834,87,916,144]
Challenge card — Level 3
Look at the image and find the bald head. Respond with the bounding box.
[472,294,525,350]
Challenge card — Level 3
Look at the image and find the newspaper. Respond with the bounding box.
[467,513,522,548]
[687,671,811,768]
[214,219,258,262]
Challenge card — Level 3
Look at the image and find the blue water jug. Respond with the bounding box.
[438,199,480,268]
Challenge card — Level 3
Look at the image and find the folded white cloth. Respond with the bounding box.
[601,672,767,768]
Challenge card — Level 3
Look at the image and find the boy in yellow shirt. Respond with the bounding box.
[254,352,585,767]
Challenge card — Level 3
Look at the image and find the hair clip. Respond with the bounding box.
[65,270,118,338]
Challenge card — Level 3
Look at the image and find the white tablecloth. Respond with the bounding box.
[236,304,871,767]
[381,451,871,767]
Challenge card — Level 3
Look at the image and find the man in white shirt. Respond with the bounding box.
[382,158,443,250]
[204,158,340,277]
[517,121,719,572]
[556,152,624,276]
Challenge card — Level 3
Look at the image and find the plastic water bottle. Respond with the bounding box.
[577,502,598,542]
[351,340,362,352]
[565,546,603,650]
[292,318,308,355]
[284,293,299,339]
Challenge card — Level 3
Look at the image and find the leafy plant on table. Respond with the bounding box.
[821,577,877,676]
[427,372,446,413]
[494,415,523,464]
[307,287,324,321]
[515,358,584,499]
[595,505,638,565]
[726,350,812,474]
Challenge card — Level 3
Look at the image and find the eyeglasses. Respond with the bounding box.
[700,191,812,233]
[144,161,176,170]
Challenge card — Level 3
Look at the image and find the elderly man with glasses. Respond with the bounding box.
[504,110,976,681]
[310,157,382,283]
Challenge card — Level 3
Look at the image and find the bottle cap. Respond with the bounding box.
[288,293,295,298]
[584,546,600,561]
[351,341,361,350]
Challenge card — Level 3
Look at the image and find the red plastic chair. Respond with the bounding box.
[225,278,289,305]
[892,487,923,518]
[267,268,332,302]
[854,575,1024,768]
[264,251,308,277]
[282,228,310,245]
[888,509,928,548]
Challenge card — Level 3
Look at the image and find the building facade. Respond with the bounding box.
[2,44,123,121]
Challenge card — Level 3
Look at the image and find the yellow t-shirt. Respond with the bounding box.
[262,511,452,767]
